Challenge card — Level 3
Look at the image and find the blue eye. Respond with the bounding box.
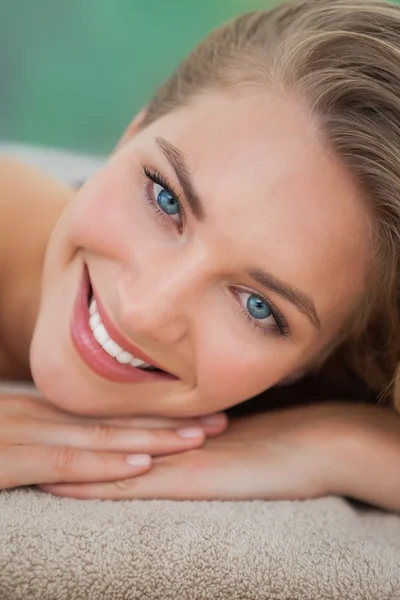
[235,289,285,335]
[246,294,272,320]
[154,183,180,216]
[143,165,183,231]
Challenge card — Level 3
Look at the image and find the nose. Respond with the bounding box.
[116,253,204,345]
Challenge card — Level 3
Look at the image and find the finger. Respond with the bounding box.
[38,462,183,499]
[199,413,229,436]
[100,413,229,436]
[38,453,212,500]
[57,413,229,436]
[25,422,206,455]
[1,445,151,488]
[38,450,263,501]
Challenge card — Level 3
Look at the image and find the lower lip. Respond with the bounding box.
[71,266,177,384]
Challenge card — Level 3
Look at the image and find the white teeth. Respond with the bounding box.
[93,324,109,346]
[89,299,97,316]
[116,351,134,364]
[130,357,148,368]
[89,313,101,331]
[102,339,123,358]
[88,298,158,370]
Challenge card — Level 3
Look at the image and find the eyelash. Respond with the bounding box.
[142,165,184,230]
[142,164,290,338]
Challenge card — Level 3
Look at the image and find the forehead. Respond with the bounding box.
[140,88,370,331]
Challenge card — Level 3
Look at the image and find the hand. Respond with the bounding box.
[38,402,359,500]
[0,393,228,489]
[40,401,400,506]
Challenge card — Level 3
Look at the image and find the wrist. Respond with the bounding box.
[303,410,367,499]
[327,419,370,497]
[327,407,400,511]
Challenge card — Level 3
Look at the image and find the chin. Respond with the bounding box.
[30,335,91,415]
[30,346,71,412]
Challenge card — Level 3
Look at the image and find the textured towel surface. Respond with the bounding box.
[0,147,400,599]
[1,488,400,600]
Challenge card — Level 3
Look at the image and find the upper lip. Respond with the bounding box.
[91,282,178,378]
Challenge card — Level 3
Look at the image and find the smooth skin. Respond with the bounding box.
[0,160,228,488]
[1,87,400,512]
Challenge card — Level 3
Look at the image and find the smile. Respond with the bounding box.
[71,265,178,384]
[89,298,158,369]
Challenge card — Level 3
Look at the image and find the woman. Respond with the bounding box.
[1,0,400,511]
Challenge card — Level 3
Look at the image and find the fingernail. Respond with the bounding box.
[200,413,226,426]
[126,454,151,466]
[177,427,204,439]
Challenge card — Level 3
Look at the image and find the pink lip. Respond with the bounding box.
[71,266,178,384]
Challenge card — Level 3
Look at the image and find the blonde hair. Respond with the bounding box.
[141,0,400,409]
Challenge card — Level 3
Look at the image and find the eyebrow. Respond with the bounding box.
[155,136,206,221]
[155,136,321,331]
[249,269,321,330]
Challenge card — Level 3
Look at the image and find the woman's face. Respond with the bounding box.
[31,87,370,417]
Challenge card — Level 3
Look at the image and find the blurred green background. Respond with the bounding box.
[1,0,273,154]
[3,0,400,154]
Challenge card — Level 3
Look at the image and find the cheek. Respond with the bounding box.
[71,178,129,256]
[67,165,148,261]
[197,343,292,408]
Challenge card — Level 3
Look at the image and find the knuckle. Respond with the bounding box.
[90,423,115,445]
[53,446,79,475]
[0,412,28,441]
[111,478,136,493]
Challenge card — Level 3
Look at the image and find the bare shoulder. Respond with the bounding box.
[0,158,75,378]
[0,158,74,264]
